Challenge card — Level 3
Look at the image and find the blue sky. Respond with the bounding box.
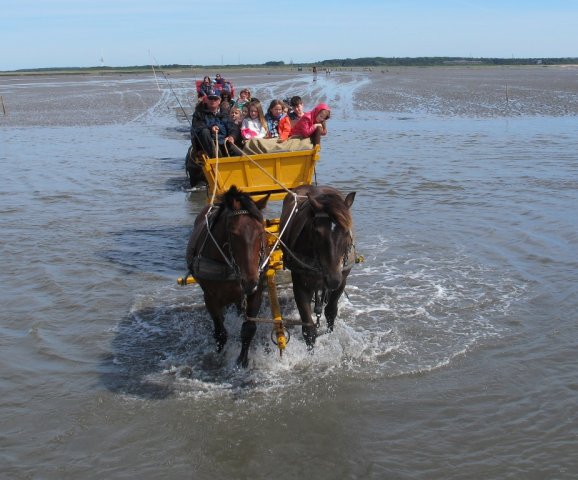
[2,0,577,70]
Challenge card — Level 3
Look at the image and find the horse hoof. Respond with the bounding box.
[214,332,228,352]
[303,332,317,348]
[236,354,249,368]
[215,338,227,353]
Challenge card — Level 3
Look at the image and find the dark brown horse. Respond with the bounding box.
[186,186,269,367]
[279,185,356,346]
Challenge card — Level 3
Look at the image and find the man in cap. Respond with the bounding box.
[190,92,240,158]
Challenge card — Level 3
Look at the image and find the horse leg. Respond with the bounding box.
[293,279,317,348]
[204,294,228,352]
[324,286,344,332]
[324,274,349,331]
[236,287,263,368]
[237,320,256,368]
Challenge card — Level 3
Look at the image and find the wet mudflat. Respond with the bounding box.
[1,66,577,479]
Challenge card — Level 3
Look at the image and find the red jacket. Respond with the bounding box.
[278,116,293,140]
[290,103,330,139]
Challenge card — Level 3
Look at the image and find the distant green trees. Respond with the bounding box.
[6,57,578,74]
[316,57,578,67]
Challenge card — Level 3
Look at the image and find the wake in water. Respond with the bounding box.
[105,233,525,400]
[247,73,371,119]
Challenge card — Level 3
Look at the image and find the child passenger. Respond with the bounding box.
[220,91,233,115]
[234,89,252,111]
[228,106,244,151]
[291,103,330,146]
[278,96,304,140]
[265,99,286,139]
[241,100,268,139]
[229,106,243,126]
[288,96,305,127]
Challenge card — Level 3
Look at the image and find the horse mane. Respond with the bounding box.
[219,185,264,222]
[309,190,352,230]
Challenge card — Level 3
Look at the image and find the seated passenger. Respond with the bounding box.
[288,96,305,127]
[191,92,240,158]
[198,76,213,98]
[214,73,225,85]
[228,106,244,151]
[278,96,304,140]
[291,103,330,146]
[233,88,251,111]
[265,99,286,139]
[241,100,268,140]
[222,80,233,94]
[220,91,233,115]
[229,106,243,126]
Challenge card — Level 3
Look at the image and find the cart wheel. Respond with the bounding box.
[185,145,206,188]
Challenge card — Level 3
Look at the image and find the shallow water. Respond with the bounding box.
[1,70,577,479]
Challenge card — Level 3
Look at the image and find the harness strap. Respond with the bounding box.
[230,209,249,216]
[279,199,356,275]
[314,289,328,327]
[203,205,234,271]
[189,256,238,282]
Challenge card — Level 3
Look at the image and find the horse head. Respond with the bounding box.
[222,186,270,295]
[307,189,356,290]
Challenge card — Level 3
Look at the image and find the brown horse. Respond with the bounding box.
[279,185,356,347]
[186,186,269,367]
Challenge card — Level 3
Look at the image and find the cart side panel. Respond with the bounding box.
[202,146,320,201]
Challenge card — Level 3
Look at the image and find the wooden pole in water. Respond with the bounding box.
[0,96,5,115]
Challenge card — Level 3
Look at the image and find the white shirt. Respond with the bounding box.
[241,117,267,139]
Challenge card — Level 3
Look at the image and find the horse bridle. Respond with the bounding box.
[222,208,268,280]
[281,207,354,277]
[313,211,355,269]
[305,210,355,326]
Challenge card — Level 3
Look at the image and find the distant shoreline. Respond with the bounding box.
[3,56,578,76]
[2,64,577,78]
[0,66,294,77]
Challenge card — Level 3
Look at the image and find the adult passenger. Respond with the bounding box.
[191,93,239,158]
[198,76,213,98]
